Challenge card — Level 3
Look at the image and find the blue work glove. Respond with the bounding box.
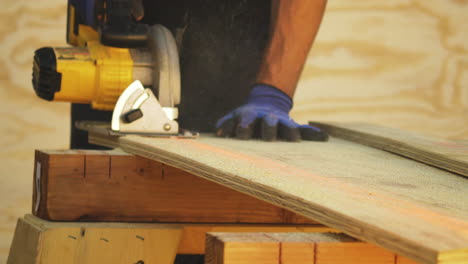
[215,84,329,142]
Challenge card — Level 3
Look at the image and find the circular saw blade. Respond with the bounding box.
[148,24,181,107]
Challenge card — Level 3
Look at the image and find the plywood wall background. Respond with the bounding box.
[0,0,467,261]
[292,0,468,140]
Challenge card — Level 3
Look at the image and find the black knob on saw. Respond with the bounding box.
[32,47,62,101]
[123,109,143,123]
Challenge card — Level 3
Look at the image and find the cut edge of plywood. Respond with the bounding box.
[310,122,468,178]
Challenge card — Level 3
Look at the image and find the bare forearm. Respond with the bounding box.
[256,0,327,97]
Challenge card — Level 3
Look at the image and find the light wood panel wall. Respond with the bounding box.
[293,0,468,139]
[0,0,467,262]
[0,1,69,262]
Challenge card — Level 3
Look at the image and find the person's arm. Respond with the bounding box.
[257,0,327,97]
[216,0,328,142]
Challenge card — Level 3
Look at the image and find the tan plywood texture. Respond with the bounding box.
[310,122,468,177]
[88,130,468,264]
[292,1,468,139]
[1,0,468,262]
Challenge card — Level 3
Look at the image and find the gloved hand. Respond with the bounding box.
[215,84,329,142]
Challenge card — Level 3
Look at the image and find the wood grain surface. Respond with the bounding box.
[205,232,410,264]
[88,131,468,264]
[310,122,468,177]
[1,0,467,262]
[8,215,182,264]
[293,1,468,140]
[34,149,313,224]
[0,1,69,262]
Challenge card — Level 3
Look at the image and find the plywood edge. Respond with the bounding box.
[310,121,468,178]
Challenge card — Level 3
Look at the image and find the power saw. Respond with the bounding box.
[32,0,192,136]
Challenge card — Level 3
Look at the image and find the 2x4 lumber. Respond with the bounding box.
[86,124,468,264]
[397,255,420,264]
[177,223,333,254]
[7,215,330,261]
[8,215,182,264]
[205,232,403,264]
[310,122,468,178]
[316,242,394,264]
[33,149,313,224]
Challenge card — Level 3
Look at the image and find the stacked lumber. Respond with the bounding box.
[8,215,333,264]
[205,232,419,264]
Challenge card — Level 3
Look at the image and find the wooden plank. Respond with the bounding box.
[7,215,330,261]
[267,233,348,264]
[397,255,420,264]
[310,122,468,178]
[7,218,42,264]
[87,126,468,264]
[280,241,315,264]
[316,242,394,264]
[178,224,334,255]
[205,233,279,264]
[205,232,397,264]
[33,149,314,224]
[8,215,182,264]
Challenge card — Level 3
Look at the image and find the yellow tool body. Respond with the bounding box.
[32,1,187,136]
[46,25,134,110]
[34,17,180,115]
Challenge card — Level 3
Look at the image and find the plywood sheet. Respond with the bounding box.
[88,129,468,264]
[310,122,468,178]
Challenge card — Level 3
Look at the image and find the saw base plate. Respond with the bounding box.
[76,121,199,139]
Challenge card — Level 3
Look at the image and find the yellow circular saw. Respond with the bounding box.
[32,24,180,112]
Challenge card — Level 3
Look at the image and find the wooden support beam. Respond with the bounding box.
[33,149,314,224]
[315,242,394,264]
[7,215,332,263]
[178,223,333,254]
[8,215,182,264]
[397,255,420,264]
[205,232,417,264]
